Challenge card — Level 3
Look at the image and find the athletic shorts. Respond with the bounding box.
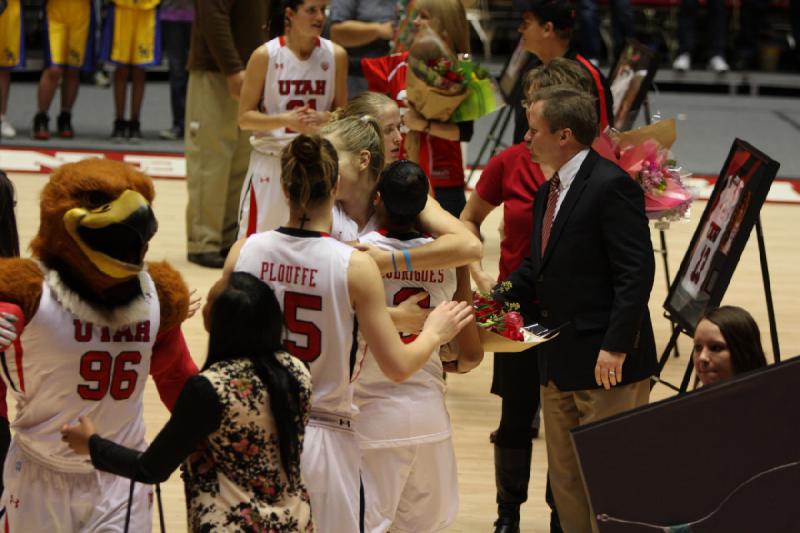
[100,4,161,67]
[301,413,360,533]
[0,0,24,69]
[43,0,94,70]
[1,441,153,532]
[238,148,290,239]
[360,438,458,533]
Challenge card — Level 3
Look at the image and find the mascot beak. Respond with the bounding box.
[63,189,158,279]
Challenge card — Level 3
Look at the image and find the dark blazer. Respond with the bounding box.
[504,149,657,391]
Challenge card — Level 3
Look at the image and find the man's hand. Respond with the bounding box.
[226,71,246,100]
[595,349,626,390]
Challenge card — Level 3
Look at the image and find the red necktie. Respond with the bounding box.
[541,172,561,256]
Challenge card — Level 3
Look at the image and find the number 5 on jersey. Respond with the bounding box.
[284,291,322,362]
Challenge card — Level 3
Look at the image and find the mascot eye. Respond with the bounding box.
[85,191,113,210]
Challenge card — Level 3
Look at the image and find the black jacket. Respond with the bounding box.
[503,149,657,391]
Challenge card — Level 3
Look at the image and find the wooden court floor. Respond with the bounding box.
[8,172,800,532]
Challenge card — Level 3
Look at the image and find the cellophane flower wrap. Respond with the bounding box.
[392,0,418,54]
[593,119,695,223]
[473,282,526,341]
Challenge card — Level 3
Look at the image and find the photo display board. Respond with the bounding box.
[664,139,779,334]
[608,39,659,131]
[607,39,659,132]
[572,357,800,532]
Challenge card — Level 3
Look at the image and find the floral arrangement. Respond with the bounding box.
[472,283,558,352]
[406,26,503,123]
[593,119,694,223]
[473,282,525,341]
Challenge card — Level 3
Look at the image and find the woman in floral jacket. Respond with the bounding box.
[63,272,314,532]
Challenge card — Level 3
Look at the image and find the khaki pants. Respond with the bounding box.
[541,378,650,533]
[185,70,251,254]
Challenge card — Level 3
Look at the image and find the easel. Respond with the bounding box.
[466,43,534,184]
[656,216,781,393]
[641,98,682,360]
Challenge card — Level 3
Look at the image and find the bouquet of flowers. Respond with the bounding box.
[472,282,558,353]
[404,27,504,166]
[593,119,694,224]
[391,0,418,54]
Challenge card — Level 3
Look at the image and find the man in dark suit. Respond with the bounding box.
[500,86,657,533]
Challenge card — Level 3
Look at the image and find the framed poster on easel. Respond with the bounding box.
[607,39,659,132]
[664,139,779,335]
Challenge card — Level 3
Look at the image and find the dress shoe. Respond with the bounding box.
[187,252,225,268]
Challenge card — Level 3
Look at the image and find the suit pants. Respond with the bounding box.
[185,70,251,254]
[541,378,650,533]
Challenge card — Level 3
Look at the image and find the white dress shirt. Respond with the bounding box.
[553,148,590,217]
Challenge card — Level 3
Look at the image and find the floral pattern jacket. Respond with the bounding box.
[182,354,314,532]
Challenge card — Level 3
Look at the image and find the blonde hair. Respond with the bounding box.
[339,92,395,121]
[280,134,339,213]
[415,0,470,54]
[321,115,385,184]
[524,57,593,101]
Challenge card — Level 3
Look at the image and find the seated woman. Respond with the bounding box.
[62,272,314,532]
[692,305,768,387]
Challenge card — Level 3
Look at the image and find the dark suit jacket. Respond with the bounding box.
[504,149,657,391]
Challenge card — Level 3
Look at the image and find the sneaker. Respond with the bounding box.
[111,118,128,143]
[159,125,183,140]
[672,53,690,72]
[32,112,50,140]
[708,55,730,73]
[93,70,111,88]
[0,116,16,138]
[128,119,142,143]
[57,111,75,138]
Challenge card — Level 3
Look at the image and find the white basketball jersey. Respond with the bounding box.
[330,205,378,243]
[2,274,159,473]
[235,228,359,416]
[353,231,456,448]
[253,36,336,152]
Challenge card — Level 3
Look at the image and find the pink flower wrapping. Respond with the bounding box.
[593,120,694,222]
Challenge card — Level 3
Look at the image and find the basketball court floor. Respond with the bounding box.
[2,81,799,531]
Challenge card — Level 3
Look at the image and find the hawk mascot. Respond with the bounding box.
[0,159,197,531]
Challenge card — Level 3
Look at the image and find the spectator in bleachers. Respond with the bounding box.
[735,0,768,70]
[32,0,96,140]
[329,0,397,98]
[159,0,193,140]
[672,0,729,72]
[100,0,162,142]
[0,0,23,138]
[512,0,614,143]
[576,0,634,66]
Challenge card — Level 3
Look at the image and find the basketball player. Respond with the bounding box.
[31,0,95,140]
[237,0,348,238]
[215,134,473,533]
[355,160,483,533]
[100,0,161,141]
[321,114,483,277]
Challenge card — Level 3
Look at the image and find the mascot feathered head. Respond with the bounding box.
[30,159,158,303]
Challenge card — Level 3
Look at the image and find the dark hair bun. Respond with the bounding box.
[290,135,322,165]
